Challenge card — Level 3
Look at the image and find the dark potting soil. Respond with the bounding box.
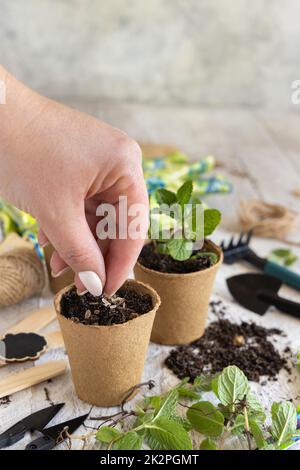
[60,286,153,326]
[138,242,216,274]
[165,309,292,383]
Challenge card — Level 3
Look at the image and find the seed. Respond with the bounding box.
[233,335,245,346]
[85,310,91,320]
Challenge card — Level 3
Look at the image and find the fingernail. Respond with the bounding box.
[41,241,50,248]
[51,267,70,278]
[78,271,103,296]
[77,289,88,296]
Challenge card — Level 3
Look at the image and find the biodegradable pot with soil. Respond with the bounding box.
[134,181,223,345]
[54,279,160,407]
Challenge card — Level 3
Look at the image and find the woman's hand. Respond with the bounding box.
[0,66,148,296]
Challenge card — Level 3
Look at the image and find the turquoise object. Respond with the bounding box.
[264,260,300,291]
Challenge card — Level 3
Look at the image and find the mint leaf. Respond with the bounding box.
[194,374,214,392]
[177,385,201,400]
[176,181,193,207]
[114,431,143,450]
[96,426,121,443]
[200,437,218,450]
[146,417,192,450]
[167,239,193,261]
[272,249,292,258]
[249,419,267,449]
[154,389,178,420]
[204,209,221,236]
[187,401,224,437]
[155,188,177,206]
[192,251,218,264]
[247,393,266,423]
[230,414,245,436]
[215,366,248,407]
[271,401,297,446]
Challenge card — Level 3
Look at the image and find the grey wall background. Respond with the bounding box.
[1,0,299,108]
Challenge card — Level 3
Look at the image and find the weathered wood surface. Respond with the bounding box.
[0,105,300,450]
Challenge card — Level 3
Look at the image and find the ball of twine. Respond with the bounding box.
[0,247,45,307]
[239,199,299,244]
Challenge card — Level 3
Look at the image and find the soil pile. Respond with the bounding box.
[165,306,292,382]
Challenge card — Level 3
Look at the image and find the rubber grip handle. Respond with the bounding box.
[264,260,300,291]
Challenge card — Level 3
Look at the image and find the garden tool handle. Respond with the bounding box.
[264,260,300,292]
[259,290,300,318]
[25,434,56,450]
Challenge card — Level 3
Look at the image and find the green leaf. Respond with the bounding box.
[114,431,143,450]
[200,437,218,450]
[194,374,214,392]
[155,188,177,206]
[230,414,245,436]
[204,209,221,237]
[167,239,193,261]
[157,243,168,255]
[271,401,297,446]
[145,395,161,411]
[269,248,297,267]
[177,385,201,400]
[96,426,121,443]
[249,419,267,449]
[191,251,219,264]
[146,417,192,450]
[187,401,224,437]
[176,181,193,207]
[246,393,266,423]
[216,366,248,407]
[154,389,179,420]
[272,248,293,258]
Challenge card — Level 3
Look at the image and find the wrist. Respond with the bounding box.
[0,66,46,145]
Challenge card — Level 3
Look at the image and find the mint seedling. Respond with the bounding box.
[150,181,221,262]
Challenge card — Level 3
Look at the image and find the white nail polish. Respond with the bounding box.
[78,271,103,296]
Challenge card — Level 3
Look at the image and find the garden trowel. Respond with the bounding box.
[227,273,300,319]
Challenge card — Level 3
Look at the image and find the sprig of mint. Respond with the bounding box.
[95,365,298,450]
[268,248,297,267]
[150,181,221,261]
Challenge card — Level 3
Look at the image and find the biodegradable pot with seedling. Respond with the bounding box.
[134,181,222,345]
[54,279,160,407]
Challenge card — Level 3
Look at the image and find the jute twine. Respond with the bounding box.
[0,236,45,307]
[239,199,300,246]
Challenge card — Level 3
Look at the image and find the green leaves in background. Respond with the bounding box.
[271,401,297,446]
[268,248,297,267]
[187,401,224,437]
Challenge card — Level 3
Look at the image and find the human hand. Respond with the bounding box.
[0,67,148,296]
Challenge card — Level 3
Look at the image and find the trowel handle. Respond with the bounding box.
[260,290,300,318]
[264,260,300,291]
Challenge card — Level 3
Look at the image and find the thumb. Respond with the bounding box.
[43,207,106,296]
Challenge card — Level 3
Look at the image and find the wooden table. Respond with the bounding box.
[0,105,300,450]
